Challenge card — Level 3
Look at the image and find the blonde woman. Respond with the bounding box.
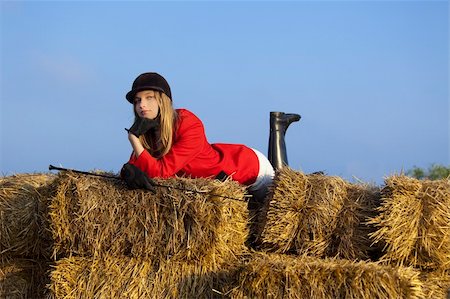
[121,72,274,205]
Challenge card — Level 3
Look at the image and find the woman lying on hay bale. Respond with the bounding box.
[121,72,274,205]
[120,72,300,247]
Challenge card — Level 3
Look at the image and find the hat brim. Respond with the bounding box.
[125,86,168,103]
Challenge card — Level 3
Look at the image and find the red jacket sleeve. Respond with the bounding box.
[128,110,206,178]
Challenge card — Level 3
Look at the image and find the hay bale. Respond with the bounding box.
[0,259,51,299]
[151,258,237,298]
[420,269,450,299]
[230,252,424,299]
[49,256,236,298]
[369,175,450,269]
[259,168,379,259]
[49,256,155,299]
[260,169,347,256]
[327,183,382,260]
[0,174,54,259]
[49,172,248,265]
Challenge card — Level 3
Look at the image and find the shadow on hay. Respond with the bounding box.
[172,267,240,299]
[0,259,54,299]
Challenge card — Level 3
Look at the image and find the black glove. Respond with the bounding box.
[120,163,156,193]
[126,117,159,137]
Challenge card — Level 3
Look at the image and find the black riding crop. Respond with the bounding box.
[48,165,247,202]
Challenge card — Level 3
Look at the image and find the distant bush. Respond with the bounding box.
[406,164,450,180]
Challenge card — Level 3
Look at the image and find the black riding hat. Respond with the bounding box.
[126,72,172,103]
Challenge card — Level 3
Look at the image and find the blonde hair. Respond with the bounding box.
[134,91,178,158]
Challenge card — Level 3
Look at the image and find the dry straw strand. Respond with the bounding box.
[420,269,450,299]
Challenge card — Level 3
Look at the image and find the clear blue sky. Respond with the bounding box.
[1,1,448,184]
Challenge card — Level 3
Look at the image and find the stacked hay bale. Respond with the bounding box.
[48,172,248,298]
[249,168,428,298]
[230,252,424,299]
[259,167,380,260]
[369,175,450,298]
[0,174,54,259]
[328,183,382,260]
[0,173,55,298]
[3,169,449,298]
[50,256,238,298]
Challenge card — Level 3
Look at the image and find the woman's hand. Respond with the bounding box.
[120,163,156,193]
[126,117,159,137]
[126,117,159,158]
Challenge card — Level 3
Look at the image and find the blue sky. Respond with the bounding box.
[1,1,448,184]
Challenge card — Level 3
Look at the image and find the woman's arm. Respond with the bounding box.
[128,133,145,158]
[128,110,206,178]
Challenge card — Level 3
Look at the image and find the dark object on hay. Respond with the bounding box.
[49,164,245,201]
[120,163,157,193]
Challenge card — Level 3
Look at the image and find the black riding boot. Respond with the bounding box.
[268,111,301,171]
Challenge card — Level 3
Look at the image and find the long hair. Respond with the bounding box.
[134,91,178,158]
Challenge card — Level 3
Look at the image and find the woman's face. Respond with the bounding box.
[134,90,159,119]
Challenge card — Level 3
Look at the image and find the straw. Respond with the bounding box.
[0,258,51,298]
[49,172,249,266]
[49,255,238,298]
[420,269,450,299]
[369,175,450,269]
[260,168,380,260]
[0,174,54,259]
[230,252,424,299]
[327,183,382,260]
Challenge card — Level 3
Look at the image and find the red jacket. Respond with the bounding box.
[128,109,259,185]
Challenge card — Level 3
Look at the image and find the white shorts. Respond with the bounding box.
[248,148,274,192]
